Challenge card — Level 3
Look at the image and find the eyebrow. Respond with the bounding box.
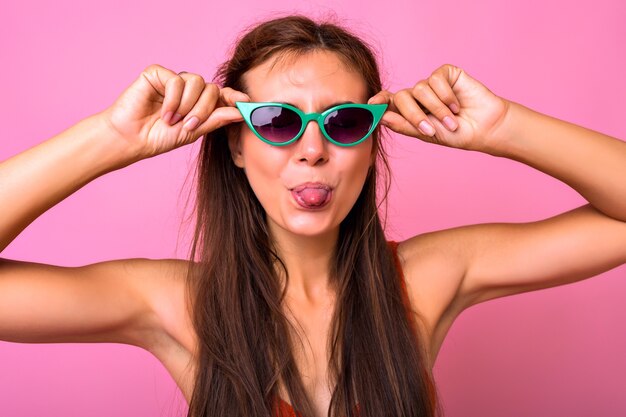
[275,100,355,110]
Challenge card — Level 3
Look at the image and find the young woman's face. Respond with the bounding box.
[229,50,376,238]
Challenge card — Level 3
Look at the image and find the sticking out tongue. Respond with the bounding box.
[295,188,329,207]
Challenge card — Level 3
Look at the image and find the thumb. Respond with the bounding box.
[368,90,399,113]
[194,106,244,137]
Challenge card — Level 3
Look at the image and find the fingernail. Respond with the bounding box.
[170,113,183,125]
[443,116,458,131]
[162,111,173,124]
[419,120,436,136]
[449,103,459,113]
[183,116,199,130]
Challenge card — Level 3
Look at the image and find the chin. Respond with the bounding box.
[290,227,336,238]
[271,215,341,239]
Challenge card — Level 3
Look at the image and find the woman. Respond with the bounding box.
[1,14,625,417]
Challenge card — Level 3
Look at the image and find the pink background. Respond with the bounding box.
[1,0,625,416]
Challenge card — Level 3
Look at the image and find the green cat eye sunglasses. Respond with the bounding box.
[235,102,388,147]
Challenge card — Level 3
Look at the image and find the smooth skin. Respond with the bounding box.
[1,52,626,411]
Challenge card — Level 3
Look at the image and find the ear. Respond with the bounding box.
[227,126,245,168]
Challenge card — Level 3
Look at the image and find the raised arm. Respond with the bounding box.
[452,97,626,305]
[0,64,249,349]
[368,64,626,344]
[0,113,162,350]
[0,114,138,253]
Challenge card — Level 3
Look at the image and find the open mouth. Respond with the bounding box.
[290,183,332,209]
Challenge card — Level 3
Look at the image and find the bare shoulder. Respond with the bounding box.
[0,256,194,351]
[0,255,196,401]
[394,229,469,361]
[128,257,197,354]
[113,257,199,399]
[395,203,626,362]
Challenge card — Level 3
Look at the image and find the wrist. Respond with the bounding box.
[475,98,521,158]
[87,111,145,169]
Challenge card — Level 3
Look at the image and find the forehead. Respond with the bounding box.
[241,50,369,109]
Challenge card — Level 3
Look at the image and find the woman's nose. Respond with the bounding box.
[294,120,329,165]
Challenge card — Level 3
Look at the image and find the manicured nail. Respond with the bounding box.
[162,111,173,124]
[183,116,199,130]
[170,113,183,125]
[419,120,436,136]
[443,116,458,131]
[449,103,459,113]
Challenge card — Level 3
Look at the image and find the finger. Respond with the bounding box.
[367,90,399,112]
[219,87,251,107]
[180,83,221,132]
[194,106,245,137]
[428,72,460,115]
[379,110,424,138]
[432,63,465,112]
[139,64,183,120]
[158,74,185,124]
[393,89,437,137]
[381,111,443,146]
[165,72,207,125]
[411,80,458,132]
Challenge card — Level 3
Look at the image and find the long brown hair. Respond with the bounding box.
[184,14,441,417]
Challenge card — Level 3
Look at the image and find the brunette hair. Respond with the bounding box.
[183,14,441,417]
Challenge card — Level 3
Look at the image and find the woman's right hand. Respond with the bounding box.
[99,64,250,159]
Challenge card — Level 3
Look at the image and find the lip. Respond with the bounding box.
[290,182,333,192]
[289,182,333,210]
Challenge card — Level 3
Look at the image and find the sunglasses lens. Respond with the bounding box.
[250,106,302,143]
[324,107,374,144]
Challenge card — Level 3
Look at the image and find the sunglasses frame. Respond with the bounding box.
[235,101,388,147]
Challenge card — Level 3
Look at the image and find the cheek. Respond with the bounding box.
[335,144,375,204]
[344,140,374,176]
[239,137,287,204]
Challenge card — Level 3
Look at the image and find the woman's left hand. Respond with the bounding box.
[368,64,511,151]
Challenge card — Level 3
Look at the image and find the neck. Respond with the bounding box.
[270,224,339,305]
